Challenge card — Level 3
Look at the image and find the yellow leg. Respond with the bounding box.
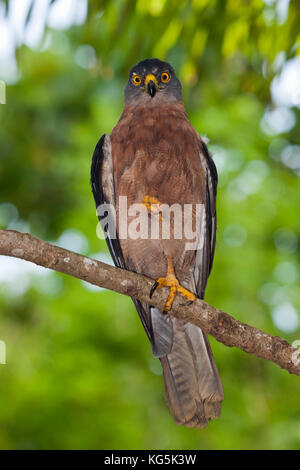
[143,195,196,312]
[150,255,196,313]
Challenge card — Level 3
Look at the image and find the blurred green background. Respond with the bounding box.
[1,0,300,450]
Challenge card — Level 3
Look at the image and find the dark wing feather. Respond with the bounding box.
[91,134,161,348]
[193,141,218,299]
[202,140,218,271]
[91,134,125,269]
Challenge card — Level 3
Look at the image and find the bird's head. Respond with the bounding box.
[124,58,182,105]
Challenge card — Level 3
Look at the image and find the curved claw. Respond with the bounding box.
[179,299,194,307]
[150,281,159,299]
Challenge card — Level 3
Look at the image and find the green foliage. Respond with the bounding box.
[0,0,300,450]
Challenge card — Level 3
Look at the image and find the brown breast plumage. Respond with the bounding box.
[110,101,206,283]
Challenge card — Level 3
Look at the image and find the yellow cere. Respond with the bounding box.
[144,74,158,86]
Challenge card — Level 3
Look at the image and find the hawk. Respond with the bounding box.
[91,58,224,428]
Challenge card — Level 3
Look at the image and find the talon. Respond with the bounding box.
[179,301,193,307]
[150,281,159,298]
[152,255,196,313]
[177,285,196,304]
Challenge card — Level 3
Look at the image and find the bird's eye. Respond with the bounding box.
[132,74,142,86]
[161,71,170,83]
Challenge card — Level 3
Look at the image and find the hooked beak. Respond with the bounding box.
[145,74,157,98]
[147,80,156,98]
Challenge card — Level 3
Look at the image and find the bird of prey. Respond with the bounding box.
[91,58,224,428]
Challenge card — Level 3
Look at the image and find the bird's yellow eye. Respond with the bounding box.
[132,74,142,86]
[161,71,170,83]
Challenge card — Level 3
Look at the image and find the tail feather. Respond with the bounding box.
[160,317,224,428]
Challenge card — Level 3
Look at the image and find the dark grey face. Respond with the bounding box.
[124,58,182,105]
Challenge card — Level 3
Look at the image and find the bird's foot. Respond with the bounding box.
[150,271,196,314]
[142,195,162,217]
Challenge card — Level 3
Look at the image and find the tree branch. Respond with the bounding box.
[0,229,299,376]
